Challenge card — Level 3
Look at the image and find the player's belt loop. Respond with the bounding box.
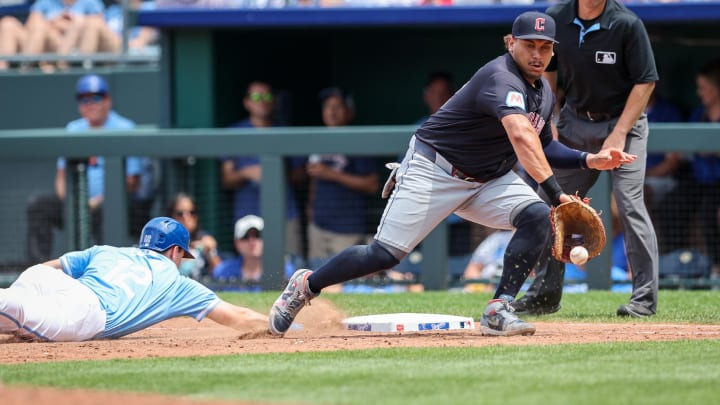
[411,136,483,183]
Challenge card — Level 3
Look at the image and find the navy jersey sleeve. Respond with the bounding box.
[539,118,554,147]
[487,72,530,119]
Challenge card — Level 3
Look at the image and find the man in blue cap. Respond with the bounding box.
[25,74,156,263]
[2,217,268,342]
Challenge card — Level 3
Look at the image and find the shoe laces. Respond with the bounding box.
[488,298,515,313]
[497,300,522,321]
[286,291,311,314]
[283,277,312,315]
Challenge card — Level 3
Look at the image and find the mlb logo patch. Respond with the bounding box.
[596,51,616,64]
[506,91,526,111]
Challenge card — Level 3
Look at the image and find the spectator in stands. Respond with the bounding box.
[0,16,26,70]
[462,229,513,293]
[657,60,720,278]
[306,87,379,268]
[212,215,296,291]
[689,59,720,280]
[23,0,105,72]
[166,192,222,280]
[415,71,454,126]
[72,0,159,57]
[220,80,305,265]
[644,88,686,209]
[156,0,247,7]
[25,74,155,263]
[642,88,687,253]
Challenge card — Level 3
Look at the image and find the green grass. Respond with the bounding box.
[1,290,719,405]
[220,289,720,323]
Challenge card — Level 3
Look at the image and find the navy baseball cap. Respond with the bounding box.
[512,11,558,44]
[75,74,108,96]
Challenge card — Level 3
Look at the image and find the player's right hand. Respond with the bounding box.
[557,193,575,205]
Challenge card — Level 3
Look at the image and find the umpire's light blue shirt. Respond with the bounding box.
[60,246,221,339]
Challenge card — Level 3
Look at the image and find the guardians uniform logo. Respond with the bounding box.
[527,111,546,135]
[506,91,526,111]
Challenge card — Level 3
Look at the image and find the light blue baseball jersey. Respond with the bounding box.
[31,0,104,20]
[60,245,221,339]
[60,111,155,200]
[105,1,156,40]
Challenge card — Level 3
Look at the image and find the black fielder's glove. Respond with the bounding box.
[550,195,607,263]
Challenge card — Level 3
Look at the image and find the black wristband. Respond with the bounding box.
[579,152,589,169]
[540,175,564,206]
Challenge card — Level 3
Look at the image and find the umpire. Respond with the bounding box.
[513,0,659,318]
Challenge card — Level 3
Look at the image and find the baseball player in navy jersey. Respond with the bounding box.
[269,11,636,337]
[0,217,267,342]
[513,0,660,318]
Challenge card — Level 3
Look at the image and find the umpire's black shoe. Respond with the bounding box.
[510,296,561,315]
[616,303,655,318]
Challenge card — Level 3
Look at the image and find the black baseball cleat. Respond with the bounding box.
[616,303,655,318]
[510,296,561,315]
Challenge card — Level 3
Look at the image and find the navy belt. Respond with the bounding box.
[412,137,484,183]
[568,105,618,122]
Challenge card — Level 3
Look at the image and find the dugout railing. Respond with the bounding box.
[2,123,719,290]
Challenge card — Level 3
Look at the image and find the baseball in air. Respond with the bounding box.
[570,246,589,265]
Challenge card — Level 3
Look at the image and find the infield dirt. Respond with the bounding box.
[3,298,720,405]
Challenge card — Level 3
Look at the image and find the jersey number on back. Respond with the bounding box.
[105,260,152,299]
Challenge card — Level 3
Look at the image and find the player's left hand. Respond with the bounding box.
[586,148,636,170]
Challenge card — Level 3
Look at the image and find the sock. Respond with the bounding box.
[307,242,400,293]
